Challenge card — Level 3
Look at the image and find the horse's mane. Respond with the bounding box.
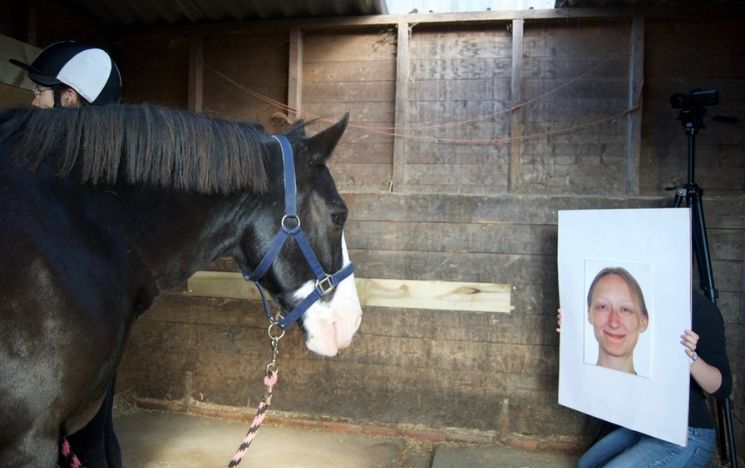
[0,104,278,194]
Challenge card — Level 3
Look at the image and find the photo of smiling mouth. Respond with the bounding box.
[604,331,626,340]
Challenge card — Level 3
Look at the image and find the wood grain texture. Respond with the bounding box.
[0,83,30,107]
[358,278,511,313]
[187,272,512,313]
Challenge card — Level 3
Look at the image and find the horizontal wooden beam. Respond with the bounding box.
[357,277,511,313]
[118,6,745,38]
[0,83,31,106]
[0,35,40,89]
[187,271,512,314]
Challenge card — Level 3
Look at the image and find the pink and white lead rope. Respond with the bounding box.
[60,437,84,468]
[227,370,278,467]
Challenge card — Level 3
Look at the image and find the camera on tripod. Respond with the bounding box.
[670,88,719,110]
[670,88,718,132]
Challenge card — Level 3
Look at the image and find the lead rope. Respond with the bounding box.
[60,437,84,468]
[228,318,285,467]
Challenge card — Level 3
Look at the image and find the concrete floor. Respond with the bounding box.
[114,410,579,468]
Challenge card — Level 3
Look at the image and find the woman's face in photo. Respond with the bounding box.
[588,273,648,360]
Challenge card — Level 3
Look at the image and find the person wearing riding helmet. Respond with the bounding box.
[10,40,121,108]
[10,41,123,468]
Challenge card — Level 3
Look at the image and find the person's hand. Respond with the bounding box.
[680,329,700,362]
[683,329,722,393]
[556,308,563,333]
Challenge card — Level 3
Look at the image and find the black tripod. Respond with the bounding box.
[671,95,738,468]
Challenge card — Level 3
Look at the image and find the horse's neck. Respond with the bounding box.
[49,181,250,315]
[4,151,259,314]
[116,188,250,294]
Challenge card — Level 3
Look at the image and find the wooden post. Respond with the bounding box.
[188,34,204,113]
[27,1,38,46]
[392,21,410,193]
[626,17,644,195]
[509,19,524,192]
[288,27,303,120]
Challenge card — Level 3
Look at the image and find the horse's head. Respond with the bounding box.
[234,114,362,357]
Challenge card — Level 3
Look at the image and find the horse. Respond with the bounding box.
[0,103,362,467]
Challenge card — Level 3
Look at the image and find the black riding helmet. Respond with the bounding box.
[10,41,122,106]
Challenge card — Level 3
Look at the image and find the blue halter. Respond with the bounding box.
[242,135,354,329]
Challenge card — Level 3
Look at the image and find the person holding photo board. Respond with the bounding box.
[559,290,731,467]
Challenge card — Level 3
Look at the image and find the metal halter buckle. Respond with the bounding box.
[316,274,335,295]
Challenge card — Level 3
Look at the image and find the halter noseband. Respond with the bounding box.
[241,135,354,329]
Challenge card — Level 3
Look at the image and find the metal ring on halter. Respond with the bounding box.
[267,322,286,341]
[316,273,336,296]
[281,214,300,233]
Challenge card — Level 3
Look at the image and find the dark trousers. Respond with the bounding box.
[59,380,121,468]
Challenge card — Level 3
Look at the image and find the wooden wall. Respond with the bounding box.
[111,10,745,454]
[303,30,396,192]
[203,32,289,124]
[520,21,631,195]
[3,5,743,455]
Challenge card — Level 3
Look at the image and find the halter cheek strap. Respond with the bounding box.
[241,135,354,330]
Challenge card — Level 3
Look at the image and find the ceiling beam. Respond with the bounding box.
[116,6,745,38]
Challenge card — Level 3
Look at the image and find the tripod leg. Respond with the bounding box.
[716,397,739,468]
[673,186,685,208]
[686,188,738,467]
[689,190,718,303]
[724,398,738,468]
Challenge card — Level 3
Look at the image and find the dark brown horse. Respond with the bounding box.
[0,104,362,467]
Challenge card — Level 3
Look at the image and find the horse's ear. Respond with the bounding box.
[289,119,306,137]
[305,113,349,164]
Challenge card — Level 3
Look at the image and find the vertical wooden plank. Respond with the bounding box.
[509,19,524,191]
[288,27,303,119]
[392,22,410,192]
[626,17,644,195]
[188,34,204,112]
[27,1,38,46]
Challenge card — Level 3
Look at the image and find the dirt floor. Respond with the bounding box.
[114,410,579,468]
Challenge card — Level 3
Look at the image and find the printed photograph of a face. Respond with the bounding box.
[583,261,653,378]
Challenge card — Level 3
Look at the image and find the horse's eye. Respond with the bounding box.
[332,212,347,228]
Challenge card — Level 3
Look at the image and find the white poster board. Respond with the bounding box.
[558,208,692,446]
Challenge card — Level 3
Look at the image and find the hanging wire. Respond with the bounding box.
[205,58,641,147]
